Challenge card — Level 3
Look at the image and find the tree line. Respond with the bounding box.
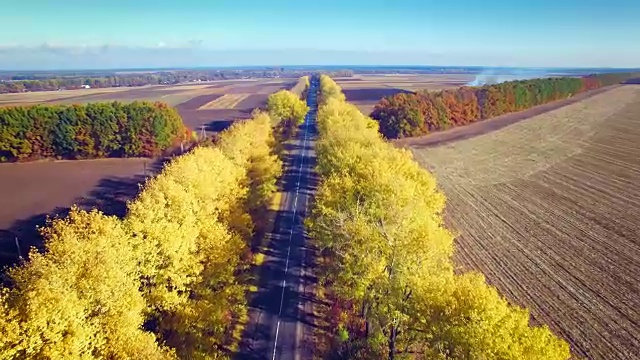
[0,72,270,93]
[0,69,352,94]
[0,86,309,359]
[308,75,570,359]
[0,102,188,162]
[371,72,640,139]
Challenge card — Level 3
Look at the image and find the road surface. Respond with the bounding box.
[238,76,319,360]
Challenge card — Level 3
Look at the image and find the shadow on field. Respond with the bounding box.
[0,158,168,271]
[623,78,640,84]
[205,119,235,132]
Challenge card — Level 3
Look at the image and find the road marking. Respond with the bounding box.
[272,88,315,360]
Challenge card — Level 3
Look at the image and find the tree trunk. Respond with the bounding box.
[388,323,396,360]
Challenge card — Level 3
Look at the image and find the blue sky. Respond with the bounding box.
[1,0,639,69]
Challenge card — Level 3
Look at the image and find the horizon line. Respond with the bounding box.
[2,64,640,73]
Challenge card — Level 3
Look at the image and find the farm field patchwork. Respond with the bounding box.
[0,78,296,129]
[0,78,297,267]
[411,85,640,359]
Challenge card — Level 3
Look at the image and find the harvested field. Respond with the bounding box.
[411,85,640,359]
[0,158,162,268]
[0,86,137,106]
[237,94,270,109]
[198,93,251,110]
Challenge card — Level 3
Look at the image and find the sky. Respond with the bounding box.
[1,0,639,70]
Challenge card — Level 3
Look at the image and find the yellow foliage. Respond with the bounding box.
[266,90,309,126]
[309,75,571,360]
[216,111,283,215]
[290,76,310,97]
[2,208,173,360]
[0,106,285,359]
[126,147,245,312]
[409,272,570,360]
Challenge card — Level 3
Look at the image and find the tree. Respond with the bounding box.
[0,102,186,162]
[370,73,640,139]
[0,105,285,359]
[371,93,426,138]
[1,208,174,359]
[311,75,571,360]
[266,90,309,126]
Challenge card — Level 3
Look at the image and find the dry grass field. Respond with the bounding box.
[336,74,472,114]
[0,86,136,106]
[411,85,640,359]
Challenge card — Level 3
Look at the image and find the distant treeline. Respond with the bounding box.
[0,69,353,93]
[0,102,186,162]
[371,72,640,139]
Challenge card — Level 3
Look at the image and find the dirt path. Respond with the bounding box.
[393,85,620,149]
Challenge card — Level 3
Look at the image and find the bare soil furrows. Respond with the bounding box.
[197,93,251,110]
[412,85,640,359]
[175,93,223,110]
[236,94,268,109]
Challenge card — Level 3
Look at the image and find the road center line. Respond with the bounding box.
[272,90,314,360]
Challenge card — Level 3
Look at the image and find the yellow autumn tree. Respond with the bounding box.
[308,75,571,360]
[266,90,309,126]
[0,106,286,360]
[126,147,245,313]
[215,111,283,236]
[0,208,173,360]
[128,111,284,358]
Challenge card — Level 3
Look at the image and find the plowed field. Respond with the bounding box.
[198,93,251,110]
[412,85,640,359]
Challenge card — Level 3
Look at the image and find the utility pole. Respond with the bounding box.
[199,125,207,140]
[15,236,21,259]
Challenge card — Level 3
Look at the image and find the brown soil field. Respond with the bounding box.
[411,85,640,359]
[0,158,163,268]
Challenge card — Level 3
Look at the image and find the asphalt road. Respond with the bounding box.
[238,76,319,360]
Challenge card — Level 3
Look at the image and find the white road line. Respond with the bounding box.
[272,91,314,360]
